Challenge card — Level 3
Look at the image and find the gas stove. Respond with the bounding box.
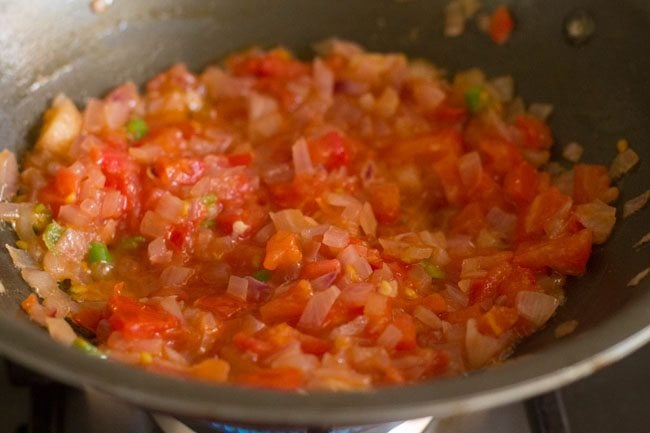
[4,343,650,433]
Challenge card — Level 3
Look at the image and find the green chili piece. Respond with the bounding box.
[421,261,446,279]
[72,337,107,359]
[121,235,146,250]
[126,118,149,140]
[43,222,64,251]
[465,85,486,113]
[32,203,52,234]
[202,194,217,205]
[87,242,113,264]
[253,269,271,282]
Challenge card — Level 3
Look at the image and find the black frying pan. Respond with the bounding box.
[0,0,648,427]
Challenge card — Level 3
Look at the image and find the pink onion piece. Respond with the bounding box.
[310,271,339,292]
[270,209,317,233]
[378,324,402,350]
[413,306,442,329]
[6,245,37,269]
[291,137,314,175]
[628,267,650,287]
[338,245,372,280]
[575,200,616,244]
[323,226,350,248]
[623,190,650,219]
[227,275,249,301]
[610,148,640,179]
[0,150,18,201]
[158,296,184,321]
[326,193,360,207]
[339,282,373,307]
[457,151,482,191]
[465,319,503,368]
[245,277,271,303]
[359,202,377,237]
[140,211,170,238]
[155,192,187,221]
[148,237,172,264]
[45,317,77,346]
[331,315,369,338]
[486,207,517,235]
[298,285,341,329]
[160,266,194,288]
[516,291,559,326]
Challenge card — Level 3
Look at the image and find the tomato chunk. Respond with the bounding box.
[489,6,514,45]
[513,229,593,276]
[107,293,178,339]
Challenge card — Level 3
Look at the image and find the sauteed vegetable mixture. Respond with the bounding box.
[2,40,619,390]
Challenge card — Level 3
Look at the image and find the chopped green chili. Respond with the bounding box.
[120,235,146,250]
[421,261,446,279]
[43,222,64,251]
[87,242,113,264]
[72,337,107,359]
[253,269,271,282]
[126,118,149,140]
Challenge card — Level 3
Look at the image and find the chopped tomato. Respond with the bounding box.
[513,229,593,275]
[489,6,515,45]
[154,157,205,186]
[368,182,401,224]
[107,293,178,339]
[477,138,522,175]
[308,131,350,170]
[573,164,613,204]
[263,231,303,270]
[236,367,304,390]
[227,152,254,167]
[521,187,573,238]
[450,202,485,237]
[71,307,104,331]
[301,259,342,280]
[433,154,464,206]
[499,265,539,303]
[504,162,540,207]
[195,294,247,320]
[469,262,513,304]
[228,48,308,79]
[259,280,313,325]
[444,304,483,324]
[514,115,553,150]
[421,293,448,314]
[477,306,519,336]
[189,358,230,382]
[393,314,417,350]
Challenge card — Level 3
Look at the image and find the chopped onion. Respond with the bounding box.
[414,306,442,329]
[623,190,649,218]
[313,59,334,101]
[6,245,37,269]
[338,245,372,280]
[458,151,482,190]
[155,192,186,221]
[58,205,92,228]
[339,282,373,307]
[227,275,249,301]
[628,267,649,287]
[331,316,368,338]
[486,207,517,235]
[489,76,514,102]
[323,226,350,248]
[298,285,340,329]
[148,237,172,264]
[378,324,402,350]
[341,201,363,223]
[310,271,339,292]
[21,268,76,317]
[610,148,639,179]
[254,222,275,243]
[270,209,317,233]
[291,137,314,175]
[554,320,578,338]
[528,103,554,121]
[45,317,77,346]
[562,142,583,163]
[364,292,388,316]
[160,266,194,288]
[301,224,329,240]
[140,210,170,238]
[158,296,184,321]
[0,202,25,220]
[575,200,616,244]
[465,319,503,368]
[634,232,650,249]
[444,0,465,37]
[0,150,18,201]
[248,92,278,121]
[326,193,360,207]
[444,284,469,309]
[245,277,270,303]
[270,342,320,372]
[516,291,559,326]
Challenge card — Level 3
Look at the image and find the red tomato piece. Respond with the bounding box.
[513,229,593,276]
[301,259,342,280]
[368,182,401,224]
[433,154,464,206]
[573,164,613,204]
[499,265,539,303]
[477,138,522,175]
[514,115,553,150]
[450,202,485,237]
[154,157,205,186]
[227,153,254,167]
[195,294,247,320]
[521,187,573,238]
[259,280,313,325]
[308,131,350,171]
[477,306,519,336]
[393,313,417,350]
[107,293,178,339]
[489,6,515,45]
[236,367,304,390]
[504,161,540,207]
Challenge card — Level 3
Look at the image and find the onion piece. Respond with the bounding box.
[634,232,650,249]
[489,75,514,102]
[45,317,77,346]
[227,275,249,301]
[323,226,350,248]
[0,202,23,220]
[413,306,442,329]
[457,151,482,191]
[378,324,403,350]
[291,137,314,175]
[331,316,368,338]
[465,319,503,368]
[575,200,616,244]
[623,190,650,218]
[338,245,372,280]
[6,245,38,269]
[148,237,172,264]
[610,148,639,179]
[158,296,184,321]
[628,267,650,287]
[528,103,554,121]
[298,285,340,329]
[0,150,18,201]
[160,266,194,288]
[486,207,517,235]
[562,142,583,163]
[270,209,317,233]
[326,193,360,207]
[516,291,559,326]
[339,282,373,307]
[310,271,339,292]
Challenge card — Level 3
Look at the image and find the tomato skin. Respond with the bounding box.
[368,182,401,224]
[513,229,593,276]
[227,152,253,167]
[514,115,553,150]
[573,164,613,204]
[504,162,540,207]
[259,280,313,325]
[263,231,303,271]
[236,367,304,390]
[489,6,514,44]
[154,157,205,186]
[308,131,350,171]
[520,187,573,239]
[195,294,247,320]
[107,293,178,339]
